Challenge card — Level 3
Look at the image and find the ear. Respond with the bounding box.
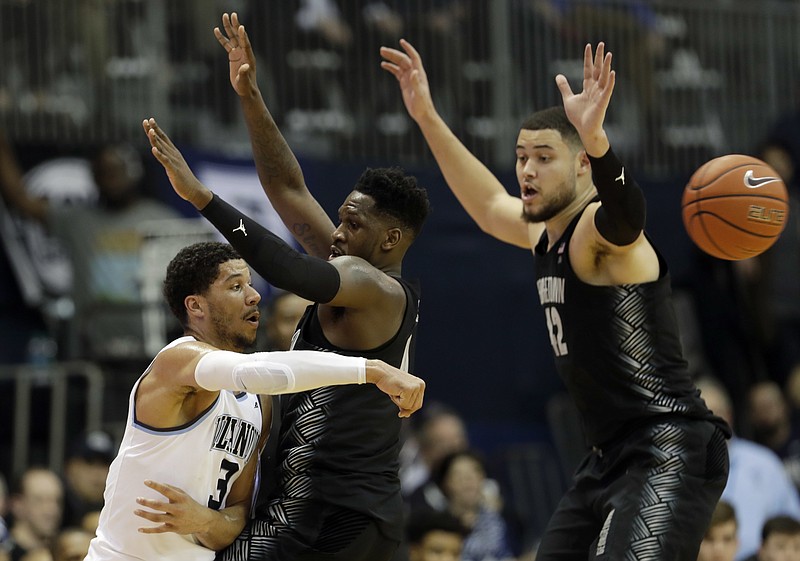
[185,295,205,319]
[381,227,403,251]
[577,149,591,177]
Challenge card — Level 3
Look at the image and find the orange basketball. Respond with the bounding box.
[682,154,789,260]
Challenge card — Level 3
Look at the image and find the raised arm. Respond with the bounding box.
[381,39,531,248]
[214,12,334,259]
[557,43,657,283]
[144,118,409,313]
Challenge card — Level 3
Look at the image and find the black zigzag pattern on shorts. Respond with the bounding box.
[626,423,689,561]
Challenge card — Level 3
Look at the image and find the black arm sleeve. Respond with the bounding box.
[200,194,340,303]
[588,147,647,246]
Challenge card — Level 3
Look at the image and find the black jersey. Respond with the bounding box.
[272,276,419,541]
[534,206,727,446]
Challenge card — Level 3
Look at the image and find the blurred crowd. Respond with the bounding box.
[2,1,800,560]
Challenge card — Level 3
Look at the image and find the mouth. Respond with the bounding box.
[329,245,344,260]
[244,310,260,326]
[521,184,538,202]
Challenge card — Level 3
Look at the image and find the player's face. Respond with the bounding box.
[515,128,579,223]
[697,521,738,561]
[205,259,261,352]
[330,191,386,263]
[760,533,800,561]
[409,531,463,561]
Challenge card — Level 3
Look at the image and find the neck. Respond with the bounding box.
[544,185,597,249]
[184,326,241,353]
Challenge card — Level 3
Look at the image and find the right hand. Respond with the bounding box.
[366,360,425,418]
[214,12,258,98]
[380,39,436,124]
[142,118,212,209]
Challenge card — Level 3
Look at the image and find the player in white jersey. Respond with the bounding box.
[85,242,425,561]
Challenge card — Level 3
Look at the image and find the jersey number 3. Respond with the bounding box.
[545,307,568,357]
[208,458,240,510]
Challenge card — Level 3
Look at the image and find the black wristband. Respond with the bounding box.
[200,194,340,303]
[587,148,646,246]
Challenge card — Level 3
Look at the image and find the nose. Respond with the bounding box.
[332,225,346,241]
[246,285,261,305]
[523,159,537,178]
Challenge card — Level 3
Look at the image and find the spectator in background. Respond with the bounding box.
[6,467,63,561]
[698,500,739,561]
[51,527,92,561]
[61,430,115,530]
[260,291,311,352]
[400,402,469,498]
[0,135,180,360]
[405,508,468,561]
[696,376,800,561]
[749,139,800,388]
[409,450,514,561]
[746,516,800,561]
[748,381,800,491]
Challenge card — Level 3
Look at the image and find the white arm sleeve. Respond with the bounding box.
[194,350,367,394]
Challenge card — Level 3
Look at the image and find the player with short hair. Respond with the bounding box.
[382,39,730,559]
[84,241,424,561]
[142,14,431,560]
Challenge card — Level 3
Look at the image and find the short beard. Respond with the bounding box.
[210,307,256,352]
[521,177,576,223]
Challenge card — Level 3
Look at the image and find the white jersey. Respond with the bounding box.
[86,337,264,561]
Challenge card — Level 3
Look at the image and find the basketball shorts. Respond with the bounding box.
[535,418,729,561]
[216,498,399,561]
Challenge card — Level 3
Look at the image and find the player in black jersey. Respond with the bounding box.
[143,13,431,561]
[383,40,730,559]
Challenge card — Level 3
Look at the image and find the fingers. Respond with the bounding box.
[399,38,423,68]
[380,46,411,70]
[380,61,402,81]
[555,74,573,102]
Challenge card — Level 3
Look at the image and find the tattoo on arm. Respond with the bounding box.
[293,222,324,256]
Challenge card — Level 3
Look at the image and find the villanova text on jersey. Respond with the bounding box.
[211,414,260,459]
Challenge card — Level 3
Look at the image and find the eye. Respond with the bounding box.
[516,154,527,164]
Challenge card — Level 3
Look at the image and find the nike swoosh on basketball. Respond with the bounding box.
[743,169,780,189]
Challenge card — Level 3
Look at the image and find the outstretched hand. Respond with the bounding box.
[214,12,258,97]
[142,118,212,209]
[367,360,425,418]
[555,42,615,157]
[380,39,435,124]
[134,480,212,536]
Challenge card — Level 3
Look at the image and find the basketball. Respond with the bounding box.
[681,154,789,260]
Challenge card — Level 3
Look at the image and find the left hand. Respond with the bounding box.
[143,118,212,209]
[214,12,258,98]
[555,42,615,157]
[135,480,213,536]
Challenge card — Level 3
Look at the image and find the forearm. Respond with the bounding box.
[415,111,510,232]
[195,349,366,394]
[194,503,248,551]
[200,194,340,302]
[589,147,646,246]
[239,89,305,196]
